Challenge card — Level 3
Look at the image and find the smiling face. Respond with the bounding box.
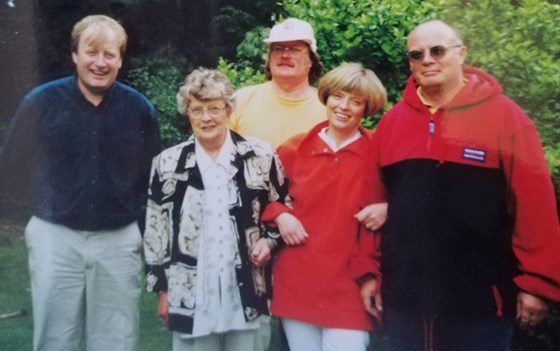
[268,40,312,83]
[72,25,122,103]
[407,21,466,93]
[187,97,229,149]
[326,90,367,137]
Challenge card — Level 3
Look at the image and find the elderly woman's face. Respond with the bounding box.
[187,97,229,146]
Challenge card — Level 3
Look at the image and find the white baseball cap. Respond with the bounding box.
[263,18,317,53]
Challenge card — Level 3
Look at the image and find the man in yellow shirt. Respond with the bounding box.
[230,18,326,148]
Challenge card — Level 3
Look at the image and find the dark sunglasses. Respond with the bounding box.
[407,44,463,62]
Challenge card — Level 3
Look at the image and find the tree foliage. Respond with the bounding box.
[124,0,279,148]
[125,47,190,148]
[217,26,269,89]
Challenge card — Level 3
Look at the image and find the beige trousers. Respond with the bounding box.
[25,216,142,351]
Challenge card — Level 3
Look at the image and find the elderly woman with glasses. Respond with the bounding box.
[143,68,287,351]
[263,62,388,351]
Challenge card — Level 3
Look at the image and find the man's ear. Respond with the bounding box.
[459,46,468,65]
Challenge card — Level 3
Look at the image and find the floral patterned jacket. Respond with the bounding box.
[143,130,286,334]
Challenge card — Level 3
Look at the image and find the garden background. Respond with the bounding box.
[1,0,559,350]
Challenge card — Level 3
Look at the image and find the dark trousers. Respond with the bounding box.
[384,307,513,351]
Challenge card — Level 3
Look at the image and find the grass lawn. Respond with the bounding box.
[0,217,175,351]
[0,220,33,351]
[2,214,556,351]
[0,217,173,351]
[0,215,389,351]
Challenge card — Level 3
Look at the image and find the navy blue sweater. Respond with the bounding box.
[1,76,161,230]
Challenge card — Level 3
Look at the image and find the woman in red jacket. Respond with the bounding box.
[263,63,388,351]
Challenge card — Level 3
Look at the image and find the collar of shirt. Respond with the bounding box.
[72,75,117,107]
[416,86,439,114]
[417,77,469,114]
[318,127,362,152]
[195,130,235,174]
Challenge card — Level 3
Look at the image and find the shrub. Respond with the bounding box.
[125,47,191,148]
[217,58,267,91]
[216,26,269,90]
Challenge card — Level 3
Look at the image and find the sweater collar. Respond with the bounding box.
[71,75,118,106]
[297,121,372,158]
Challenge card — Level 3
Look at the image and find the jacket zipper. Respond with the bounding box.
[427,118,435,151]
[429,119,435,136]
[491,285,503,317]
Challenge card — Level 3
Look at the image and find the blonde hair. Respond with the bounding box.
[71,15,127,57]
[318,63,387,116]
[177,68,235,116]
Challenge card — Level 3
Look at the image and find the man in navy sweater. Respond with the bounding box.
[0,15,160,351]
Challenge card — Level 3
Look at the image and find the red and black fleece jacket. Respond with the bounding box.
[371,66,560,317]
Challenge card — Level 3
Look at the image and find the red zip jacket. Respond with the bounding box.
[373,66,560,316]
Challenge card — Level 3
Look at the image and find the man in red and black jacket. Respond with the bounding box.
[357,19,560,351]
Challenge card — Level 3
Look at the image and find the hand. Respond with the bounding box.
[360,278,383,324]
[157,292,169,326]
[276,212,309,246]
[355,203,388,231]
[517,291,549,328]
[250,238,271,267]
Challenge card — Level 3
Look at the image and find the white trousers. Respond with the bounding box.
[282,318,369,351]
[25,216,142,351]
[172,320,271,351]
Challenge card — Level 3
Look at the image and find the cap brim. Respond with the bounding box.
[264,38,311,45]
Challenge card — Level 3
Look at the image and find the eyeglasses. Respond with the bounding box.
[188,105,226,118]
[407,45,463,63]
[270,45,308,57]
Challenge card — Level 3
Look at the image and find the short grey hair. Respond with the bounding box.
[177,68,235,115]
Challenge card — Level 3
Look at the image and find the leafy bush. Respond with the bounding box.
[216,25,268,89]
[125,47,190,148]
[544,144,560,218]
[233,26,270,71]
[217,58,267,90]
